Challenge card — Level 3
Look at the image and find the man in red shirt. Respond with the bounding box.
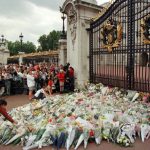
[69,67,74,78]
[57,69,65,94]
[0,99,17,124]
[69,67,75,91]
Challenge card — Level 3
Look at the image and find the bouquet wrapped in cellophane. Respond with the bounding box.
[0,83,150,150]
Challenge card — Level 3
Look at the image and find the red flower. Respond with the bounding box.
[49,119,52,123]
[89,130,94,137]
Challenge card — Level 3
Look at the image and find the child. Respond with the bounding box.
[48,75,53,95]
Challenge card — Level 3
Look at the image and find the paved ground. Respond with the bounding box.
[0,94,149,150]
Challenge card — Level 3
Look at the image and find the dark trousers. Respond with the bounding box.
[5,80,11,95]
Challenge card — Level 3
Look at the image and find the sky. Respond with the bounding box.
[0,0,109,47]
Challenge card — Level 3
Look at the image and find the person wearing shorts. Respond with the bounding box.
[27,70,35,100]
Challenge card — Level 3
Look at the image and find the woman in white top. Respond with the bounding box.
[27,70,35,100]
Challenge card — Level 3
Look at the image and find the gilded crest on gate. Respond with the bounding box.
[101,19,123,52]
[141,14,150,44]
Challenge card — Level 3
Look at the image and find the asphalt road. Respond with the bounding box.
[0,94,149,150]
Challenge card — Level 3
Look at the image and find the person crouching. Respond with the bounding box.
[0,99,17,124]
[32,84,49,100]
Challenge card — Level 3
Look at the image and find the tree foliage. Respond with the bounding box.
[38,34,48,51]
[7,30,61,55]
[8,41,36,56]
[38,30,61,51]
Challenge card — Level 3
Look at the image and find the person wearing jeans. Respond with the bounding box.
[2,70,12,96]
[0,72,5,96]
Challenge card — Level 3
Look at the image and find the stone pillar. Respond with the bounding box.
[0,44,10,65]
[59,39,67,66]
[19,56,23,65]
[61,0,102,87]
[0,51,3,65]
[18,52,25,65]
[3,50,10,64]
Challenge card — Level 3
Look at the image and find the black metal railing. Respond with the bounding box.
[89,0,150,92]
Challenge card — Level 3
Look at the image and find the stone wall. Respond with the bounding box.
[0,42,10,65]
[61,0,103,87]
[59,39,67,66]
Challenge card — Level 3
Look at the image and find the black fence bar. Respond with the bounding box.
[89,0,150,92]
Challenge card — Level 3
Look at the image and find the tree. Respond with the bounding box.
[22,41,36,54]
[8,41,20,56]
[48,30,61,50]
[38,30,61,51]
[37,45,42,52]
[8,41,36,56]
[38,34,48,51]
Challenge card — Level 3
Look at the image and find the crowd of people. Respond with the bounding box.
[0,62,75,100]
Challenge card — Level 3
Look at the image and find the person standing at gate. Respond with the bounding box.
[27,70,35,100]
[57,69,65,94]
[68,66,75,91]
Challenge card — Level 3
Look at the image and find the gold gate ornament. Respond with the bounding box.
[141,14,150,44]
[101,20,123,52]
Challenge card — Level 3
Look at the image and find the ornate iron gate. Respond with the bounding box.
[89,0,150,92]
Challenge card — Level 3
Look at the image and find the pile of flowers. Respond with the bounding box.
[0,83,150,150]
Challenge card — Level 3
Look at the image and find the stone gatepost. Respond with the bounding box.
[59,39,67,66]
[18,52,25,65]
[0,41,10,65]
[61,0,102,87]
[3,50,10,64]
